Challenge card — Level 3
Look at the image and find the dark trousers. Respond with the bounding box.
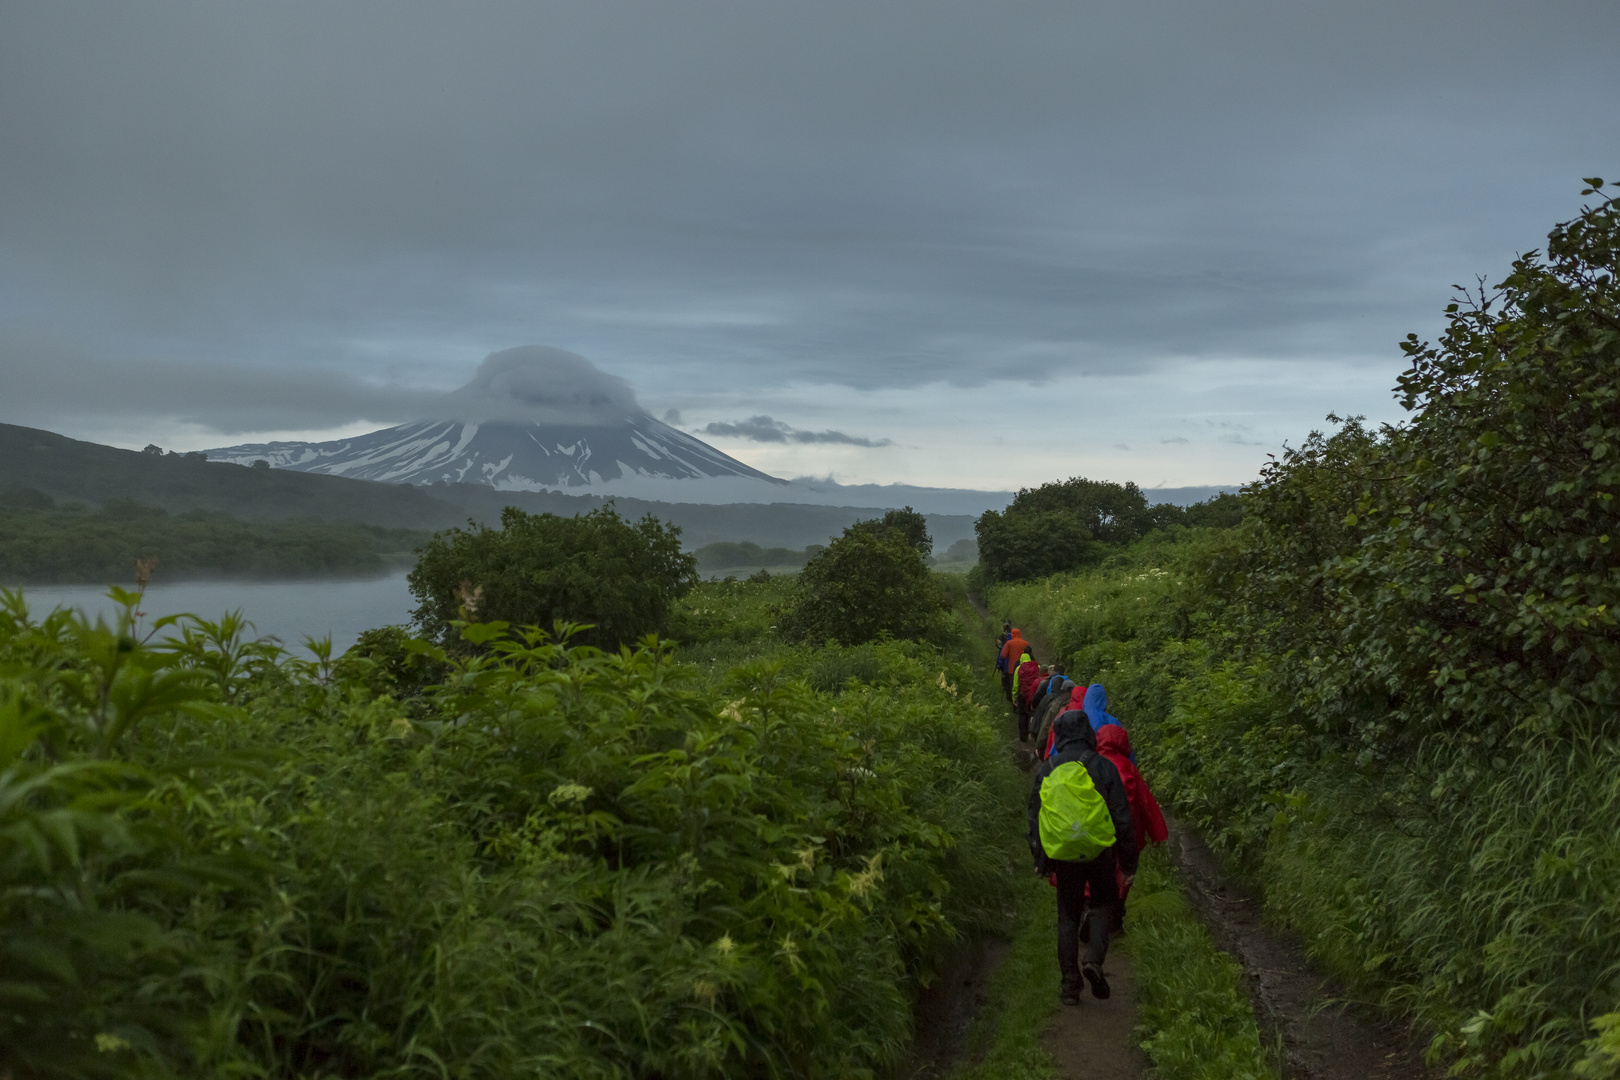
[1001,671,1013,700]
[1053,849,1120,992]
[1017,707,1031,741]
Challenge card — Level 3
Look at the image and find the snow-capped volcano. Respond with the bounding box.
[205,346,786,492]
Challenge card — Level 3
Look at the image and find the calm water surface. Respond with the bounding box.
[6,575,416,654]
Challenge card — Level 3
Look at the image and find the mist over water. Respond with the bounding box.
[8,575,416,655]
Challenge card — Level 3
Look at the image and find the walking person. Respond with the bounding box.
[998,627,1026,700]
[993,622,1013,696]
[1093,724,1167,930]
[1029,710,1138,1005]
[1036,681,1087,759]
[1012,646,1041,740]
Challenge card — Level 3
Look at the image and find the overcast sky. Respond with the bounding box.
[2,1,1617,490]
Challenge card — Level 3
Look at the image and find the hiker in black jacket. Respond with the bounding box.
[1028,710,1138,1004]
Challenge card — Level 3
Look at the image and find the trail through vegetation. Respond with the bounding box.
[984,183,1620,1079]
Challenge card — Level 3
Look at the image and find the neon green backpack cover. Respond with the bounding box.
[1039,760,1115,861]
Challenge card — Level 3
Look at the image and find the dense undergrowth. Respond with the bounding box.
[1,575,1022,1079]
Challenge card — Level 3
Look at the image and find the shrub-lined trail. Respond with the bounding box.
[962,595,1149,1080]
[972,183,1620,1080]
[967,597,1428,1080]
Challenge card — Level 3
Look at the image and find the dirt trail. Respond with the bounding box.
[1168,822,1440,1080]
[1040,950,1149,1079]
[940,589,1145,1079]
[899,935,1145,1080]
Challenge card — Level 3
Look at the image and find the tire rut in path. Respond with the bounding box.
[1167,822,1441,1080]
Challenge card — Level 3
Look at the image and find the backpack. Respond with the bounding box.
[1038,760,1116,862]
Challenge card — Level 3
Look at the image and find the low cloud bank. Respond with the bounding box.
[701,415,893,448]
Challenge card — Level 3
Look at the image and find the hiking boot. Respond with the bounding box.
[1082,962,1111,1000]
[1060,988,1081,1006]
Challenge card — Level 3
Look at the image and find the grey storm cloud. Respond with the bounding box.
[702,416,894,448]
[0,331,441,435]
[0,336,644,434]
[0,0,1617,435]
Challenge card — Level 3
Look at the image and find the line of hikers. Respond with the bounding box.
[995,622,1169,1007]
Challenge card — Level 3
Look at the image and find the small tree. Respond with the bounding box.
[850,506,932,558]
[408,505,697,648]
[778,515,942,645]
[974,477,1153,583]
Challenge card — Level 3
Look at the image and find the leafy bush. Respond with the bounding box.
[0,590,263,1079]
[777,515,944,646]
[0,572,1020,1079]
[854,506,932,558]
[974,479,1239,584]
[409,504,697,647]
[1231,183,1620,763]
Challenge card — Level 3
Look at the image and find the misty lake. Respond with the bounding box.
[5,574,417,655]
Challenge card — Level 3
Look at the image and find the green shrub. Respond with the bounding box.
[409,504,697,648]
[974,479,1242,585]
[778,517,944,646]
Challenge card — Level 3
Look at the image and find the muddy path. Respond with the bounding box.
[1167,822,1440,1080]
[898,937,1012,1078]
[1041,950,1149,1080]
[906,586,1144,1079]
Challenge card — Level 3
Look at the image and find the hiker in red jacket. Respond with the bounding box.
[1093,724,1167,924]
[1014,650,1042,741]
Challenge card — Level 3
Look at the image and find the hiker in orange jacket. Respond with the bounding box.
[998,628,1026,700]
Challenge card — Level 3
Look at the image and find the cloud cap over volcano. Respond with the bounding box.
[438,346,644,425]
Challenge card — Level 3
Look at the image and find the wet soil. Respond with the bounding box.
[899,925,1148,1080]
[1040,950,1149,1079]
[1167,821,1441,1080]
[899,937,1014,1078]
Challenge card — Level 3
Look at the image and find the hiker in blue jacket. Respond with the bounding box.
[1028,710,1139,1005]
